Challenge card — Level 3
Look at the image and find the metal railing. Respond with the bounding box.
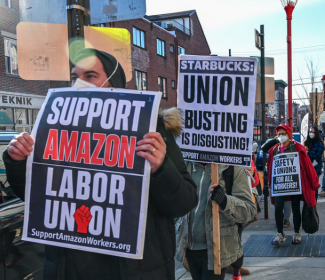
[154,20,190,35]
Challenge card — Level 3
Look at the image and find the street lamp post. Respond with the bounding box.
[281,0,298,130]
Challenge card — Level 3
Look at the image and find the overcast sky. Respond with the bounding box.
[146,0,325,104]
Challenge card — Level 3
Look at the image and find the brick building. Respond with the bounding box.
[1,5,210,132]
[111,10,211,108]
[0,0,50,132]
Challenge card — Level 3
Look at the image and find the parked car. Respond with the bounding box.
[0,132,46,280]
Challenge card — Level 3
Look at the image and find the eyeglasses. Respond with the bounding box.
[277,133,287,136]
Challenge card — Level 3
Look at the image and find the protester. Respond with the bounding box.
[175,162,256,280]
[267,124,320,245]
[3,48,198,280]
[261,136,292,228]
[304,125,324,200]
[252,140,258,165]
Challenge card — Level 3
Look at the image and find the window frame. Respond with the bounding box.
[178,46,185,55]
[134,70,147,91]
[4,38,18,75]
[170,44,174,53]
[157,38,166,57]
[133,27,146,49]
[158,77,167,99]
[0,0,11,8]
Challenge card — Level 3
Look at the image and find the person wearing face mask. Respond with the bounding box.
[3,48,198,280]
[304,126,324,200]
[267,124,320,246]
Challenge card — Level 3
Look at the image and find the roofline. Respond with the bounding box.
[141,17,176,37]
[145,10,196,21]
[275,79,288,88]
[191,12,211,54]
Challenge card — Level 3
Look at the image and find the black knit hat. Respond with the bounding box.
[73,48,126,88]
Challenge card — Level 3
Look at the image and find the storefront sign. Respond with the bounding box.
[0,91,45,109]
[177,55,258,167]
[23,87,161,259]
[271,152,302,196]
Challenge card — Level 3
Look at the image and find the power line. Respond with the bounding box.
[214,44,325,55]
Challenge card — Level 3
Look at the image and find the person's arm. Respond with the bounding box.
[307,141,324,163]
[251,162,260,188]
[3,132,34,201]
[149,134,198,218]
[212,167,257,224]
[3,150,27,201]
[261,138,278,153]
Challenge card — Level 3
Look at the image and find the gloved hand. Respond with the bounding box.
[210,184,227,210]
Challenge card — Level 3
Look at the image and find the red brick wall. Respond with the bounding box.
[110,12,211,108]
[0,0,50,96]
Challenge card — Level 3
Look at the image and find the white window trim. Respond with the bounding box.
[4,38,18,75]
[0,0,11,8]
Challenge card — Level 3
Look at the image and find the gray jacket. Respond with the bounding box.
[175,163,257,269]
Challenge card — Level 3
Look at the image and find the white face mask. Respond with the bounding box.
[278,135,288,144]
[309,133,315,139]
[71,78,98,89]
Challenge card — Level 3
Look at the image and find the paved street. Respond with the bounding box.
[176,191,325,280]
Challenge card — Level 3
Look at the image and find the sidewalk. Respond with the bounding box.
[176,192,325,280]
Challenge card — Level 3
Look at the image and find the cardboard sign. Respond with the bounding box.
[23,88,161,259]
[271,152,302,197]
[17,23,132,81]
[176,55,258,167]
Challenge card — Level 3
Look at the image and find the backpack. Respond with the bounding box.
[222,165,244,235]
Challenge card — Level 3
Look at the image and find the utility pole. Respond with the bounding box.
[67,0,89,69]
[260,24,268,219]
[50,0,88,88]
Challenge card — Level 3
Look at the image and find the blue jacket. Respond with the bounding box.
[307,140,324,176]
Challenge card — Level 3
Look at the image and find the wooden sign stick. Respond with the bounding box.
[211,163,221,275]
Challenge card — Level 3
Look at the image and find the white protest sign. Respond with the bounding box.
[271,152,302,197]
[23,87,161,259]
[301,113,309,143]
[177,55,258,167]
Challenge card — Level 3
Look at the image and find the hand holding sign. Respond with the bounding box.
[74,205,93,234]
[135,132,167,173]
[7,132,34,161]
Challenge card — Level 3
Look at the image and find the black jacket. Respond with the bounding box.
[3,116,198,280]
[261,138,279,154]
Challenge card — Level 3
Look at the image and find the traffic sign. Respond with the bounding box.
[255,29,261,50]
[17,23,132,81]
[251,56,274,75]
[19,0,146,24]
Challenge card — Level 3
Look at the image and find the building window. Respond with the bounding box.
[133,27,145,48]
[170,45,174,53]
[158,77,167,99]
[4,38,18,75]
[135,70,147,91]
[0,0,11,7]
[157,39,165,57]
[171,80,176,89]
[178,46,185,55]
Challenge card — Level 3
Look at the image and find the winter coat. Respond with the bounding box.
[3,108,198,280]
[175,163,256,270]
[306,140,324,176]
[267,140,320,207]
